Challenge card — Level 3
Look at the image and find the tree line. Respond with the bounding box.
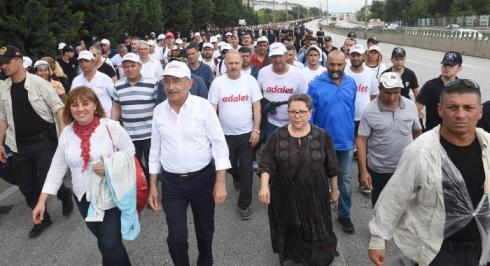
[358,0,490,25]
[0,0,258,57]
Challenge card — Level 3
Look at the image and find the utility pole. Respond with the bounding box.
[272,0,275,23]
[364,0,368,39]
[286,1,289,22]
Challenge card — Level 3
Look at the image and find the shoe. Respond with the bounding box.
[338,217,355,234]
[253,161,258,171]
[28,218,53,238]
[358,184,372,195]
[0,205,12,215]
[239,207,252,220]
[60,188,74,216]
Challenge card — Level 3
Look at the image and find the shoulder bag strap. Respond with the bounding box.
[105,124,116,152]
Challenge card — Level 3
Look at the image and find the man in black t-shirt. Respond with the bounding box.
[56,45,78,87]
[89,44,117,82]
[369,79,488,266]
[416,51,462,130]
[383,47,419,100]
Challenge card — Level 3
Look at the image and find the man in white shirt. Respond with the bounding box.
[208,51,262,220]
[302,45,327,85]
[137,40,164,81]
[71,51,114,117]
[202,42,217,75]
[148,61,231,266]
[344,44,379,195]
[257,42,308,141]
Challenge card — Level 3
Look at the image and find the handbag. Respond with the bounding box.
[269,133,309,226]
[105,124,149,214]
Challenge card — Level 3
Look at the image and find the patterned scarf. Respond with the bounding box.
[73,116,101,172]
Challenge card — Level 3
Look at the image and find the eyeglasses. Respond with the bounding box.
[445,79,480,89]
[287,110,309,117]
[163,77,187,85]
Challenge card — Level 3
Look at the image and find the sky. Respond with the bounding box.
[276,0,365,13]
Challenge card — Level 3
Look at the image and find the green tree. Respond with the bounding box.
[165,0,193,32]
[192,0,215,31]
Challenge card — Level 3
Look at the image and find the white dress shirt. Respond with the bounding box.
[149,94,231,174]
[42,118,135,201]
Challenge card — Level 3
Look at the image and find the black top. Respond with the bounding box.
[383,67,419,99]
[98,60,116,79]
[416,76,445,130]
[56,57,78,86]
[10,79,52,138]
[477,100,490,132]
[440,136,484,243]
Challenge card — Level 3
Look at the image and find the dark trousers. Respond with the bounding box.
[133,139,151,182]
[12,137,71,215]
[225,133,254,210]
[161,163,216,266]
[368,168,393,207]
[75,195,131,266]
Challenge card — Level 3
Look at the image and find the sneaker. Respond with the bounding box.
[60,188,74,216]
[358,184,372,195]
[338,217,355,234]
[28,217,53,238]
[239,207,252,220]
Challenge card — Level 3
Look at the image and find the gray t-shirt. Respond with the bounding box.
[358,97,421,173]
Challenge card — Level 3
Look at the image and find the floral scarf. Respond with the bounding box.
[73,116,101,172]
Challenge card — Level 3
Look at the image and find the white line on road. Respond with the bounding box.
[0,186,18,202]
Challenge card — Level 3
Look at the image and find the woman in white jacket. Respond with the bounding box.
[32,86,135,266]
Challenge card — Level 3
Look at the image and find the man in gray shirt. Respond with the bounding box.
[357,72,422,206]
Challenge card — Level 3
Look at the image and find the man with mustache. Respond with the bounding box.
[308,50,357,234]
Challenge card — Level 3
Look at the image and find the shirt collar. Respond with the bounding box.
[376,96,406,111]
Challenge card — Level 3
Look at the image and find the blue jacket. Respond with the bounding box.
[308,72,357,150]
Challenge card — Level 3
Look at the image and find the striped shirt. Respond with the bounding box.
[113,76,158,140]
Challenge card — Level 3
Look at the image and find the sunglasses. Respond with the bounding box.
[445,79,480,89]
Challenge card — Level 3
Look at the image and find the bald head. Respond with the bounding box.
[328,50,345,62]
[327,50,346,80]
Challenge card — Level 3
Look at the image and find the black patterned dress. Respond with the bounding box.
[258,124,339,265]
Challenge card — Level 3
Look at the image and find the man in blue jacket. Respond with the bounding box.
[308,50,357,234]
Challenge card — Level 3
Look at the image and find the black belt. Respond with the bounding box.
[163,162,213,179]
[16,128,55,144]
[442,239,481,252]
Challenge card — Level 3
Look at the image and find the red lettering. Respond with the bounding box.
[265,86,295,94]
[222,94,250,103]
[357,84,368,93]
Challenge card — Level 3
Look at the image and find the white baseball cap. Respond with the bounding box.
[225,32,232,36]
[257,36,269,44]
[122,53,141,63]
[220,43,232,52]
[58,42,66,50]
[163,60,191,78]
[147,40,156,46]
[379,72,403,89]
[194,32,201,37]
[305,45,323,62]
[22,56,33,69]
[216,34,222,39]
[157,33,165,40]
[202,42,213,49]
[368,45,381,53]
[33,60,49,69]
[268,42,287,57]
[100,39,110,45]
[350,44,366,55]
[77,50,95,61]
[175,39,183,45]
[210,36,218,43]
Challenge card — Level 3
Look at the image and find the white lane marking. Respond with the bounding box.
[0,185,18,202]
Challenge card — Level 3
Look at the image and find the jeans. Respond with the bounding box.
[160,162,216,266]
[368,168,393,207]
[133,139,151,182]
[225,133,254,210]
[75,195,131,266]
[336,150,354,219]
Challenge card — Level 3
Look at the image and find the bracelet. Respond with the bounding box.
[253,129,261,134]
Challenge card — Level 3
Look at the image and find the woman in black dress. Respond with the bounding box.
[258,93,339,265]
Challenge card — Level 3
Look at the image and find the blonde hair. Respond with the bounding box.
[41,56,67,79]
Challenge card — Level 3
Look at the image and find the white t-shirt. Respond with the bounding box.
[344,67,380,121]
[208,74,263,135]
[302,66,326,85]
[202,58,217,74]
[292,61,304,69]
[71,71,114,117]
[213,50,220,59]
[141,58,164,80]
[365,62,387,80]
[257,65,308,126]
[110,54,125,79]
[152,46,164,63]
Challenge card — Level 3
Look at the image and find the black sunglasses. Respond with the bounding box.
[445,79,480,89]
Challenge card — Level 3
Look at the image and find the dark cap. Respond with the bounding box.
[391,47,406,58]
[347,31,356,38]
[324,35,332,42]
[62,45,74,53]
[441,51,462,65]
[0,45,23,63]
[367,36,379,44]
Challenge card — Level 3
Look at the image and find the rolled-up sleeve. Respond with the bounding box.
[203,102,231,171]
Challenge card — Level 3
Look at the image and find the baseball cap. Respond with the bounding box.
[157,34,165,40]
[225,32,232,36]
[347,32,357,38]
[22,56,33,69]
[268,42,287,57]
[175,39,183,45]
[165,32,175,38]
[77,50,95,61]
[368,45,381,53]
[100,39,110,45]
[202,42,213,49]
[147,40,156,46]
[0,45,24,63]
[33,60,49,69]
[216,34,222,39]
[62,45,74,53]
[163,60,191,78]
[306,45,322,56]
[257,36,269,44]
[58,42,66,50]
[441,51,462,65]
[379,72,403,89]
[391,47,406,58]
[194,32,201,37]
[367,36,379,44]
[210,36,218,43]
[220,43,232,52]
[349,44,366,55]
[122,53,141,63]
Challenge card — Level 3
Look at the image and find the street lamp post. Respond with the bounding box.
[364,0,368,39]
